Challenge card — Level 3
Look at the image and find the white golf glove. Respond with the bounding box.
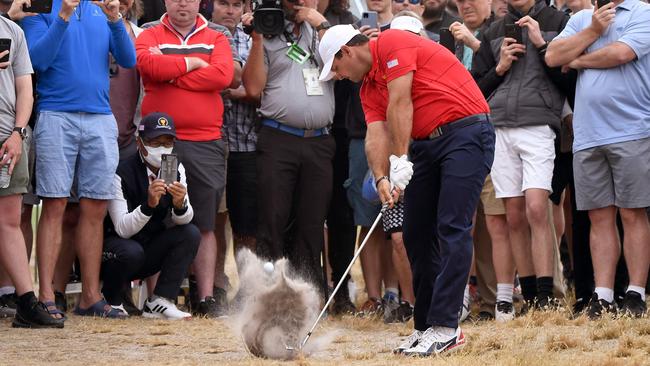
[389,154,413,190]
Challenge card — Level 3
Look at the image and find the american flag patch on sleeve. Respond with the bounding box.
[387,59,399,68]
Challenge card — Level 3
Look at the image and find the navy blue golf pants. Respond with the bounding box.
[403,118,495,330]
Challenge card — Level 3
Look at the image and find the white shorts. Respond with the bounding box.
[491,125,555,198]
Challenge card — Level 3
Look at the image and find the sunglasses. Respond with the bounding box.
[393,0,422,4]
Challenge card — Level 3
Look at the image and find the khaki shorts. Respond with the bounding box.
[0,136,30,197]
[480,174,506,216]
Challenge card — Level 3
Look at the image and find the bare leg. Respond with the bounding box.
[381,238,398,292]
[53,204,78,293]
[36,198,67,304]
[213,212,229,290]
[75,198,108,308]
[525,189,554,277]
[504,197,535,277]
[588,206,619,289]
[390,232,414,304]
[486,214,515,285]
[20,204,33,259]
[358,226,383,300]
[619,208,650,288]
[553,191,565,246]
[194,231,217,300]
[0,195,34,296]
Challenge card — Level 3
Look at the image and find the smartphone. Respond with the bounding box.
[160,154,178,185]
[360,11,379,30]
[23,0,53,13]
[439,28,455,53]
[505,23,523,44]
[596,0,611,8]
[0,39,10,64]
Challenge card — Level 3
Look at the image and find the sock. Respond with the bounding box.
[519,275,537,303]
[594,287,614,303]
[496,283,514,303]
[0,286,15,296]
[627,285,646,301]
[434,326,456,337]
[17,291,37,308]
[385,287,399,300]
[536,276,554,300]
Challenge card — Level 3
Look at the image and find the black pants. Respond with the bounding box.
[101,224,201,303]
[227,152,258,237]
[256,126,336,290]
[404,120,494,330]
[326,127,356,293]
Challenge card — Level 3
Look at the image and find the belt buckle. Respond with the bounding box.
[428,127,443,140]
[303,129,315,138]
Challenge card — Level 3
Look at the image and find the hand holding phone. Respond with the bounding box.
[590,0,615,35]
[360,11,379,31]
[22,0,53,14]
[0,39,11,66]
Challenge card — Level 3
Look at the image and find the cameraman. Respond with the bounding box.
[241,2,335,291]
[102,113,199,320]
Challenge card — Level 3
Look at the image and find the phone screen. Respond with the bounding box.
[0,39,10,63]
[23,0,54,13]
[504,24,523,44]
[596,0,611,8]
[360,11,379,30]
[160,154,179,185]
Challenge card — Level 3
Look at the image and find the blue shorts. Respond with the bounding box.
[35,111,119,200]
[344,138,381,227]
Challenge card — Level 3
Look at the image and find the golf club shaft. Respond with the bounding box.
[299,204,387,349]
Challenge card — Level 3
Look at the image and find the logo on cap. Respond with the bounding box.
[157,117,171,129]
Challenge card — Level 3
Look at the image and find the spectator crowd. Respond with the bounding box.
[0,0,648,355]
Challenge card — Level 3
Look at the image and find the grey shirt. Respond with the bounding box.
[0,17,33,141]
[259,21,335,129]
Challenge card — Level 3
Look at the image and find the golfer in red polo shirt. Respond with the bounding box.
[319,25,495,356]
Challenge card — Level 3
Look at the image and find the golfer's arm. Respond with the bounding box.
[386,72,414,156]
[365,121,391,179]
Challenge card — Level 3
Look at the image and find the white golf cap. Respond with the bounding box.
[390,16,424,34]
[318,24,361,82]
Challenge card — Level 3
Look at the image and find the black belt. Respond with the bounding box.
[419,113,489,140]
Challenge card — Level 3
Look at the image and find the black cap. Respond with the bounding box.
[138,112,176,139]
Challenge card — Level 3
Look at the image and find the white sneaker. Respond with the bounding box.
[495,301,514,322]
[110,304,129,316]
[393,330,422,354]
[403,326,465,356]
[459,291,472,322]
[143,296,191,320]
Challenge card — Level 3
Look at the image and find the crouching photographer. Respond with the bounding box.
[101,113,200,320]
[241,1,336,293]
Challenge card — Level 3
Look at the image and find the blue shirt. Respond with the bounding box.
[555,0,650,152]
[21,0,136,114]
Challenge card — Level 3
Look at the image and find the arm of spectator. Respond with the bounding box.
[107,175,151,239]
[21,15,70,72]
[136,30,191,82]
[171,164,194,225]
[568,42,637,69]
[172,34,234,92]
[14,75,33,131]
[450,22,481,52]
[545,4,614,67]
[224,85,261,104]
[230,61,242,89]
[386,72,414,157]
[108,19,136,68]
[241,13,267,99]
[7,0,37,22]
[471,32,505,98]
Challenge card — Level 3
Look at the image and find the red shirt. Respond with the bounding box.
[360,30,489,139]
[136,15,234,141]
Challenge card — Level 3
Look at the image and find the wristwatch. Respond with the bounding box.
[316,21,331,32]
[108,12,123,24]
[12,127,27,140]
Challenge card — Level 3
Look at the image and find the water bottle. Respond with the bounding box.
[0,154,11,189]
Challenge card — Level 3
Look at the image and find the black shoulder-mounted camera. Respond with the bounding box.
[243,0,285,36]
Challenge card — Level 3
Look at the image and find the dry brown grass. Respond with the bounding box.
[2,308,650,366]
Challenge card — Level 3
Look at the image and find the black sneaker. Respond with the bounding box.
[620,291,647,318]
[331,293,356,316]
[12,297,65,329]
[587,293,618,320]
[195,296,226,318]
[54,291,67,313]
[384,300,414,323]
[213,287,229,316]
[571,296,589,317]
[535,296,562,311]
[0,293,17,318]
[120,288,142,316]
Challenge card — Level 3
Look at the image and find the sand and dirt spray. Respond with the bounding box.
[230,249,336,360]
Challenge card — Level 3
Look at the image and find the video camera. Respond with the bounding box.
[244,0,286,36]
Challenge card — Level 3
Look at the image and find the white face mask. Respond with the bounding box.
[142,145,173,168]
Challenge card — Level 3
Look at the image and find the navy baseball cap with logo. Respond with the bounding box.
[138,112,176,139]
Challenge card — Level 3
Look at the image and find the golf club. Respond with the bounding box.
[287,203,389,352]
